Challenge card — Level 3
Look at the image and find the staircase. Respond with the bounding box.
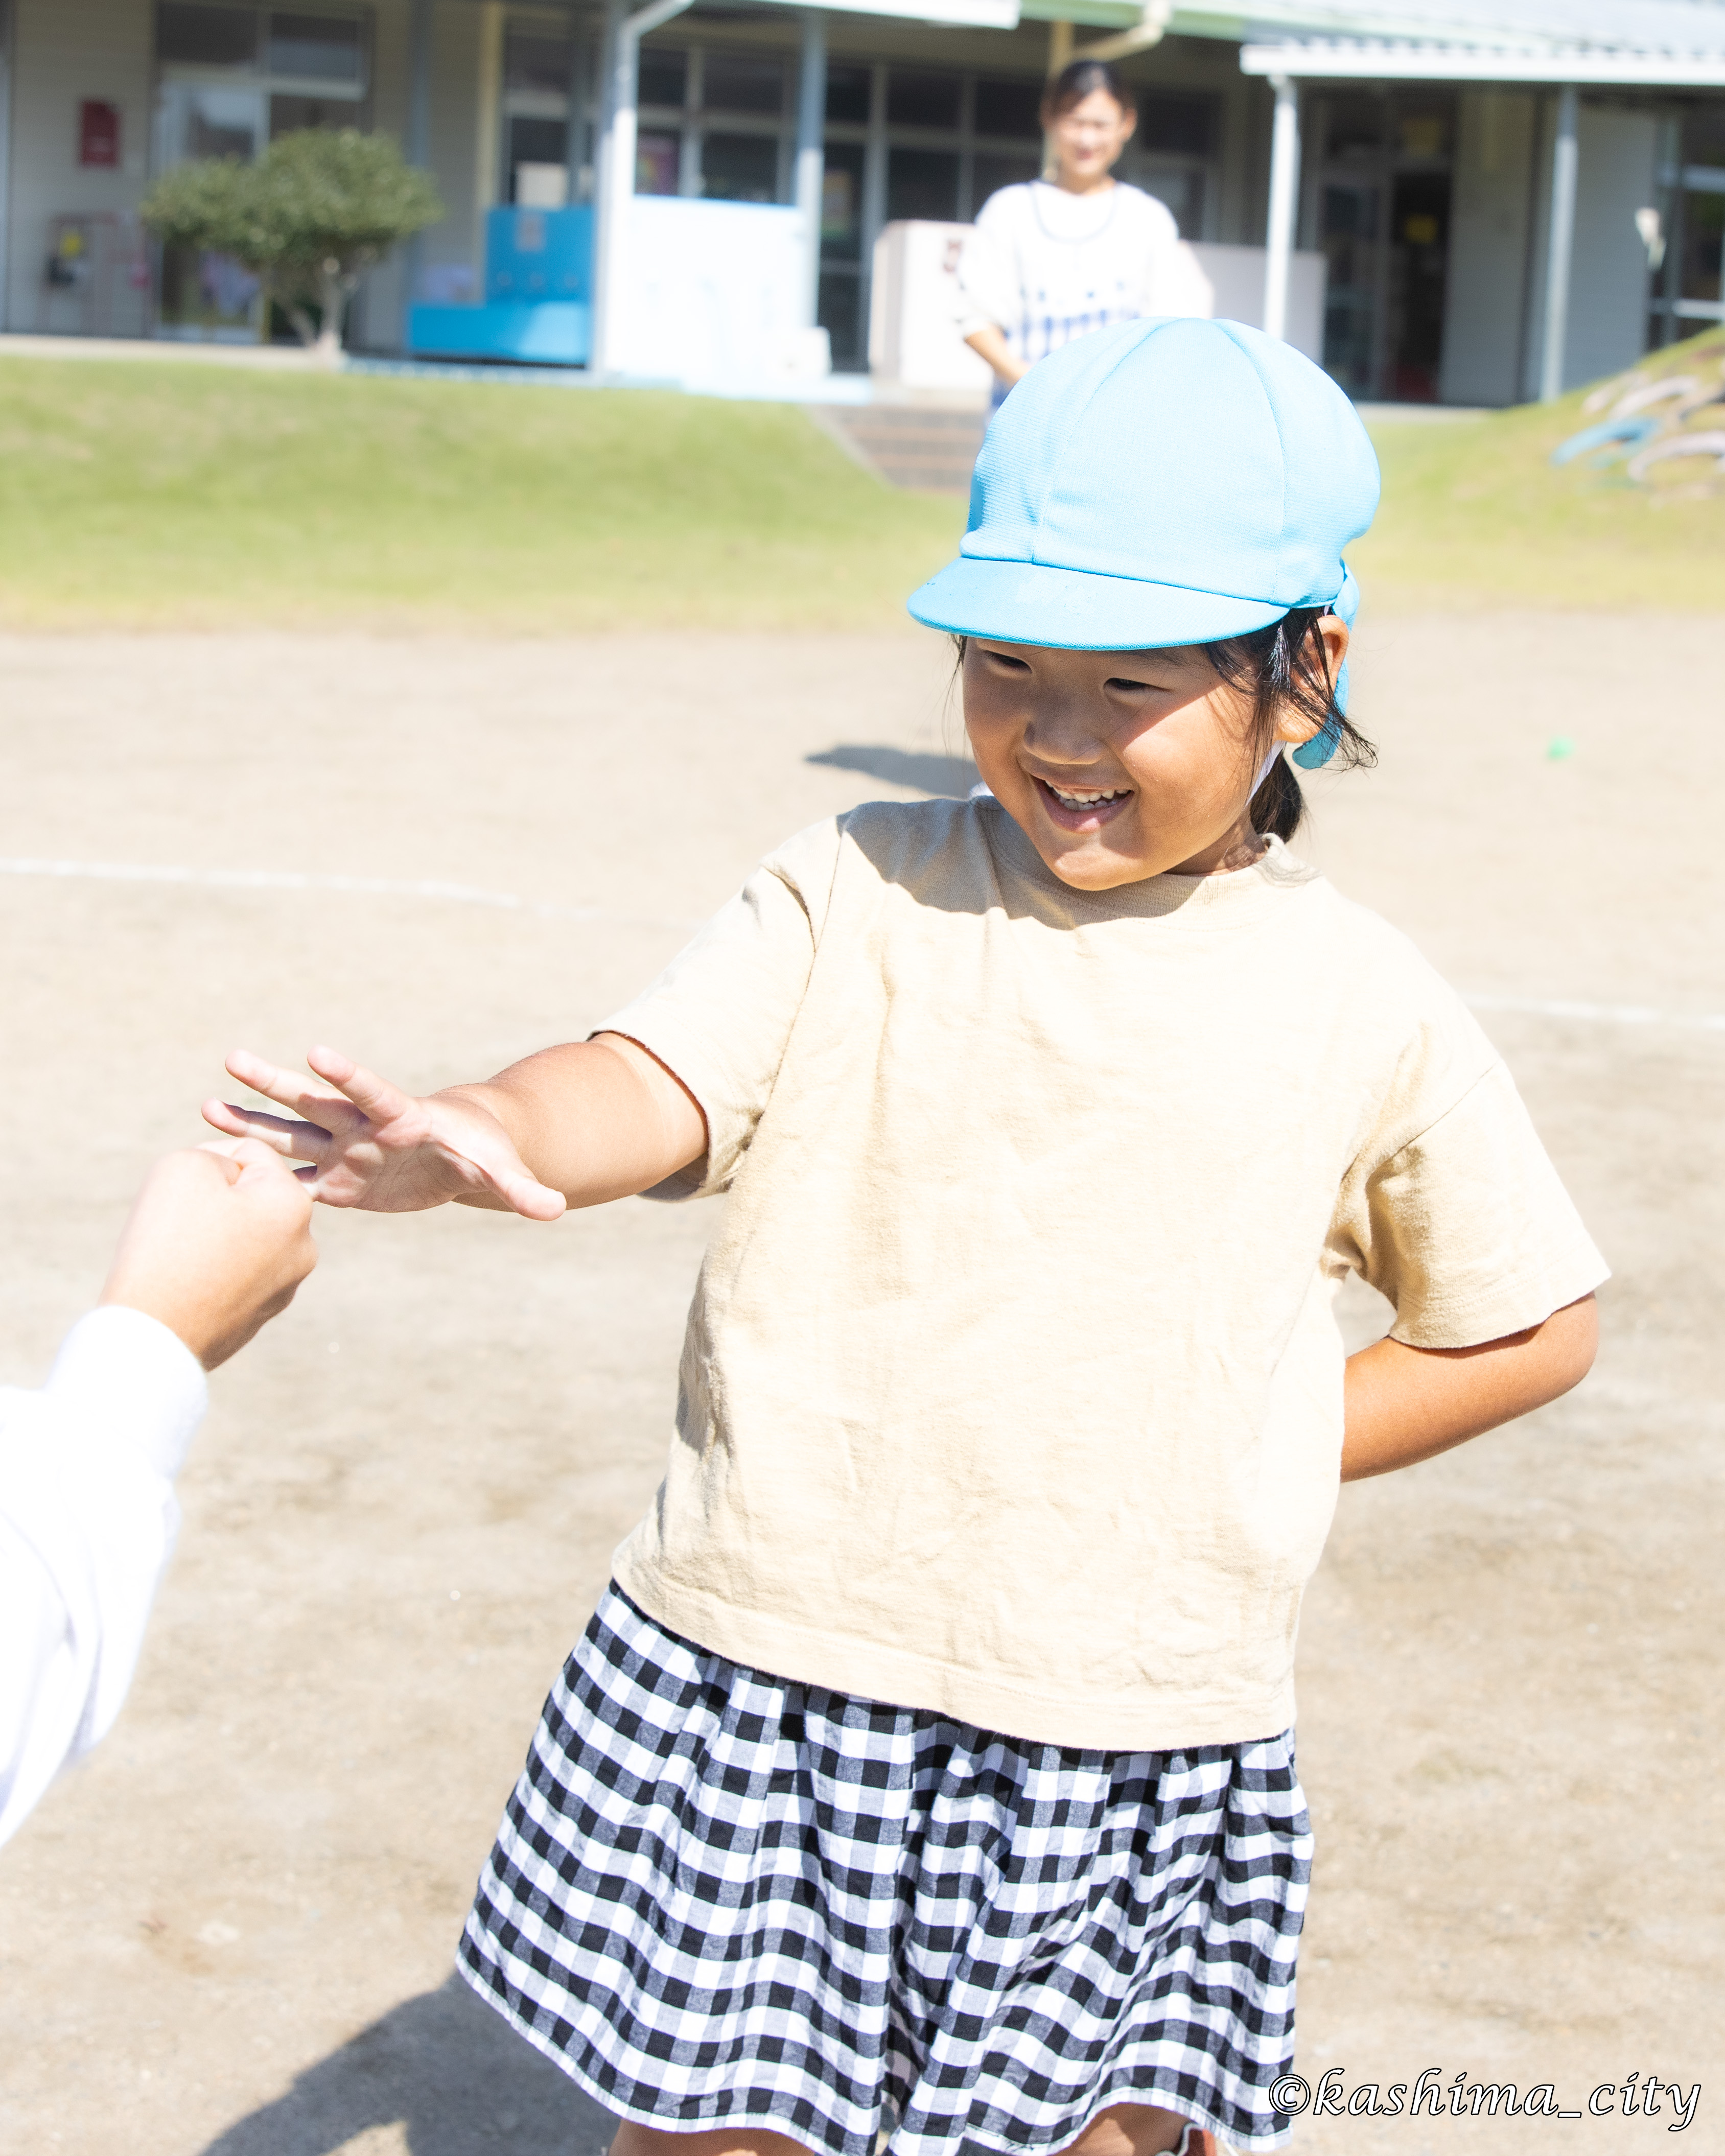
[811,404,988,493]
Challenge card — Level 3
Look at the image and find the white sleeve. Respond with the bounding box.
[0,1307,206,1845]
[953,190,1023,341]
[1134,194,1214,319]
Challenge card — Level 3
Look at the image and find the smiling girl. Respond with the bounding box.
[206,320,1605,2156]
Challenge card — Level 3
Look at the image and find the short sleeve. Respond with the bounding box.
[1330,1057,1608,1349]
[953,192,1020,340]
[592,819,844,1201]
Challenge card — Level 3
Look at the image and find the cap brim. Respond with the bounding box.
[907,555,1286,651]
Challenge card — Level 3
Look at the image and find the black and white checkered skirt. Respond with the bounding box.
[460,1585,1311,2154]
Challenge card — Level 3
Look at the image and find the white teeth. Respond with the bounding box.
[1047,783,1126,808]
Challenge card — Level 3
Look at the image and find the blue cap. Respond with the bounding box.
[908,316,1380,672]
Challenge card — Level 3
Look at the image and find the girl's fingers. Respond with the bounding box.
[305,1044,419,1130]
[225,1048,353,1123]
[497,1169,567,1223]
[201,1099,333,1162]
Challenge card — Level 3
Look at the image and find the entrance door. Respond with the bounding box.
[152,83,267,337]
[1307,91,1456,401]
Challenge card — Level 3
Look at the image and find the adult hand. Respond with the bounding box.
[99,1142,319,1370]
[202,1046,567,1221]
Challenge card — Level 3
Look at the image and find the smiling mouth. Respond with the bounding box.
[1034,775,1133,822]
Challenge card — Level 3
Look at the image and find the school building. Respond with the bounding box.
[4,0,1723,404]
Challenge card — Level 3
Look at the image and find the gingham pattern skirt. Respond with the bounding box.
[460,1585,1311,2155]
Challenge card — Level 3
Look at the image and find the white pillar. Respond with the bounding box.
[795,9,827,333]
[591,0,692,376]
[1540,84,1579,402]
[1262,74,1299,343]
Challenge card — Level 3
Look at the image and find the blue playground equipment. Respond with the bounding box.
[408,205,592,366]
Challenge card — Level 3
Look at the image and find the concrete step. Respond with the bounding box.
[812,404,987,492]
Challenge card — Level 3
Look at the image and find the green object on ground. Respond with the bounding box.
[0,358,961,631]
[1546,736,1576,760]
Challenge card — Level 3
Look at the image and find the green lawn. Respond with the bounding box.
[0,336,1717,630]
[0,359,961,631]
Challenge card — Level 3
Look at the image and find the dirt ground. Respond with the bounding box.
[0,616,1719,2155]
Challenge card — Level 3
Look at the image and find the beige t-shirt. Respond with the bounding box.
[599,800,1605,1750]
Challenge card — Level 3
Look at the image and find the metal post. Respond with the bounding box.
[1540,84,1579,402]
[795,9,826,333]
[1262,73,1299,342]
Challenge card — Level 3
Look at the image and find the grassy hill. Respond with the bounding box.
[0,358,960,632]
[1356,329,1725,613]
[0,334,1717,630]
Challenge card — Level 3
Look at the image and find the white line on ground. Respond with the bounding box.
[3,856,1721,1033]
[0,855,696,932]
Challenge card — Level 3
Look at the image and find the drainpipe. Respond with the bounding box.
[591,0,693,377]
[795,9,826,335]
[1262,73,1300,343]
[1539,84,1579,402]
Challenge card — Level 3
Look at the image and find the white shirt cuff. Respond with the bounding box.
[43,1308,208,1480]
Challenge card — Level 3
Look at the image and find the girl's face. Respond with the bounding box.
[1044,89,1136,189]
[963,626,1346,890]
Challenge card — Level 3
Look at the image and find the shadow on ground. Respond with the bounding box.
[199,1975,615,2155]
[806,744,976,796]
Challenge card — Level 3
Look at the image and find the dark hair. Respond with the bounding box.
[1202,607,1376,842]
[1043,58,1137,120]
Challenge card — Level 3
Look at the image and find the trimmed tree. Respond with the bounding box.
[142,129,442,360]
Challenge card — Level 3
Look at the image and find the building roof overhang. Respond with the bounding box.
[1238,37,1725,84]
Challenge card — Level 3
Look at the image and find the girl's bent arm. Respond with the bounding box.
[449,1035,707,1209]
[1340,1294,1598,1482]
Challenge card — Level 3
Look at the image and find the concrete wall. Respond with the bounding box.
[1523,95,1660,399]
[1439,87,1537,406]
[355,0,413,350]
[6,0,154,334]
[413,0,487,300]
[1562,105,1658,389]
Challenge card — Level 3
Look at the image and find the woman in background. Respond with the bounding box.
[956,57,1212,401]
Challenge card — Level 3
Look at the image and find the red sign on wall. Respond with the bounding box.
[79,100,121,169]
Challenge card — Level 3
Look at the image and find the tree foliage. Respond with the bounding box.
[142,129,442,355]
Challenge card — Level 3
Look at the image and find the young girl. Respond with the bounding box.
[208,319,1605,2156]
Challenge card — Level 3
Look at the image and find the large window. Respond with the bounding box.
[503,26,585,205]
[636,41,791,202]
[1650,101,1725,346]
[818,62,1045,369]
[153,3,370,338]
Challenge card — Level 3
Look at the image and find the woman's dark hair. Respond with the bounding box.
[1043,57,1137,120]
[1202,607,1376,842]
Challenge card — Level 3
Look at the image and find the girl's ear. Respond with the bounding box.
[1313,612,1350,681]
[1274,614,1350,742]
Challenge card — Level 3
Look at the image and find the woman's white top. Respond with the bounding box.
[954,179,1213,371]
[0,1307,206,1845]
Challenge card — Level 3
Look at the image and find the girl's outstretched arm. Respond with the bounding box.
[1340,1294,1598,1482]
[203,1036,707,1218]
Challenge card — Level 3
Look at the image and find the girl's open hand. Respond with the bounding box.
[202,1046,567,1220]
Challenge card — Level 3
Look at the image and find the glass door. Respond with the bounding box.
[1306,91,1455,401]
[152,82,267,337]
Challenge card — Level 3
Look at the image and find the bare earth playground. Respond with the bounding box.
[0,367,1719,2152]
